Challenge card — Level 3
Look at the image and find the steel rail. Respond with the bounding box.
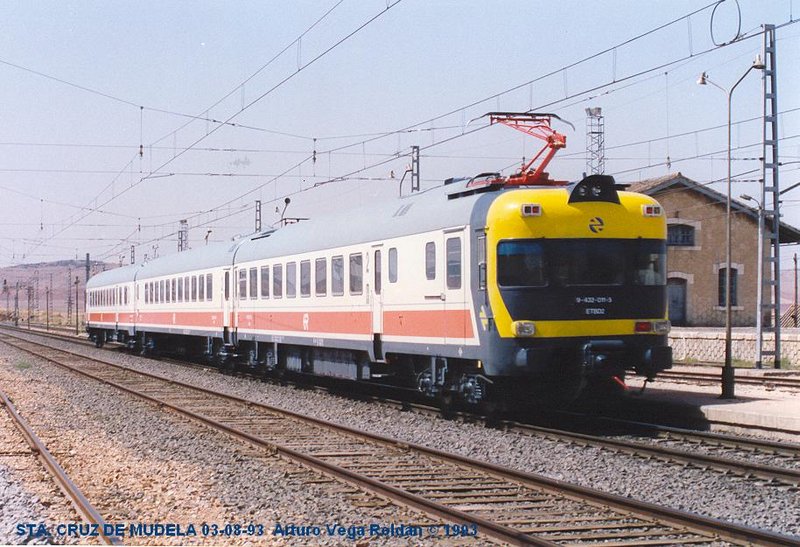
[509,422,800,486]
[0,389,121,546]
[1,333,796,546]
[660,369,800,389]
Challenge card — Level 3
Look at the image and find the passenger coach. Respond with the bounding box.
[87,172,672,405]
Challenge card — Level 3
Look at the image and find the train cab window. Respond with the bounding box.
[425,242,436,280]
[349,253,363,295]
[315,258,326,296]
[331,256,344,296]
[238,269,247,299]
[177,277,183,302]
[206,274,213,301]
[260,266,270,298]
[249,267,258,299]
[388,247,398,283]
[199,274,206,301]
[374,250,382,295]
[286,262,297,298]
[300,261,311,297]
[191,276,198,302]
[446,237,461,290]
[273,264,283,298]
[633,250,666,286]
[497,241,546,287]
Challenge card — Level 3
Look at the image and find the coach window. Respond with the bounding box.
[124,287,128,305]
[206,274,213,301]
[286,262,297,298]
[177,277,183,302]
[388,247,398,283]
[260,266,270,298]
[238,269,247,299]
[145,283,149,304]
[300,261,311,297]
[331,256,344,296]
[446,237,461,290]
[425,242,436,280]
[273,264,283,298]
[374,250,382,295]
[171,279,176,302]
[160,280,165,303]
[199,273,206,301]
[315,258,326,296]
[224,271,230,301]
[191,276,198,302]
[249,267,258,299]
[349,253,363,295]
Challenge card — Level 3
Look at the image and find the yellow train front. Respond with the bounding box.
[477,174,671,401]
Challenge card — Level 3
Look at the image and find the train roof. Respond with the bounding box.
[88,176,649,287]
[86,263,142,288]
[234,177,488,263]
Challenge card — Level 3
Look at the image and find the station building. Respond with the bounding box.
[628,173,800,327]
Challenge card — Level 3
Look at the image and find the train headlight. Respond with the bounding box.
[653,320,671,334]
[634,320,671,334]
[512,321,536,337]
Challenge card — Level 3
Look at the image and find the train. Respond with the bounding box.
[86,114,672,405]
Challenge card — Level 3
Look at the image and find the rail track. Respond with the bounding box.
[1,332,798,545]
[6,325,800,485]
[0,386,119,545]
[660,368,800,390]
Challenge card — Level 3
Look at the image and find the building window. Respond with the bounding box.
[668,224,695,246]
[718,268,738,307]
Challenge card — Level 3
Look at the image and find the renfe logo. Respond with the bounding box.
[589,217,604,233]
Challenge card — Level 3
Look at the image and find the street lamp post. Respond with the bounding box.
[698,55,765,399]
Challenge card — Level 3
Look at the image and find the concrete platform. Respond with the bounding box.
[621,375,800,441]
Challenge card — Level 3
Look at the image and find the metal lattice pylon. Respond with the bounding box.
[756,24,782,368]
[585,107,605,175]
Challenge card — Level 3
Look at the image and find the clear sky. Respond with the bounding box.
[1,0,798,273]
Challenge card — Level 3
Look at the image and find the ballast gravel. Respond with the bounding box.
[0,342,470,546]
[6,331,800,540]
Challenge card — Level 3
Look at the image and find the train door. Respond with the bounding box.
[222,268,232,334]
[443,228,467,344]
[423,236,447,347]
[371,245,384,359]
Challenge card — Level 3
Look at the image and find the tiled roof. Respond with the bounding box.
[627,172,800,244]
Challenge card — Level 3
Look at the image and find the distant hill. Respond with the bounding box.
[1,260,117,322]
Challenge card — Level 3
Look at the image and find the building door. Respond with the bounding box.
[667,278,687,326]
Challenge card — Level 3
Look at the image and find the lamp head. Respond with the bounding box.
[752,54,766,70]
[697,72,708,85]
